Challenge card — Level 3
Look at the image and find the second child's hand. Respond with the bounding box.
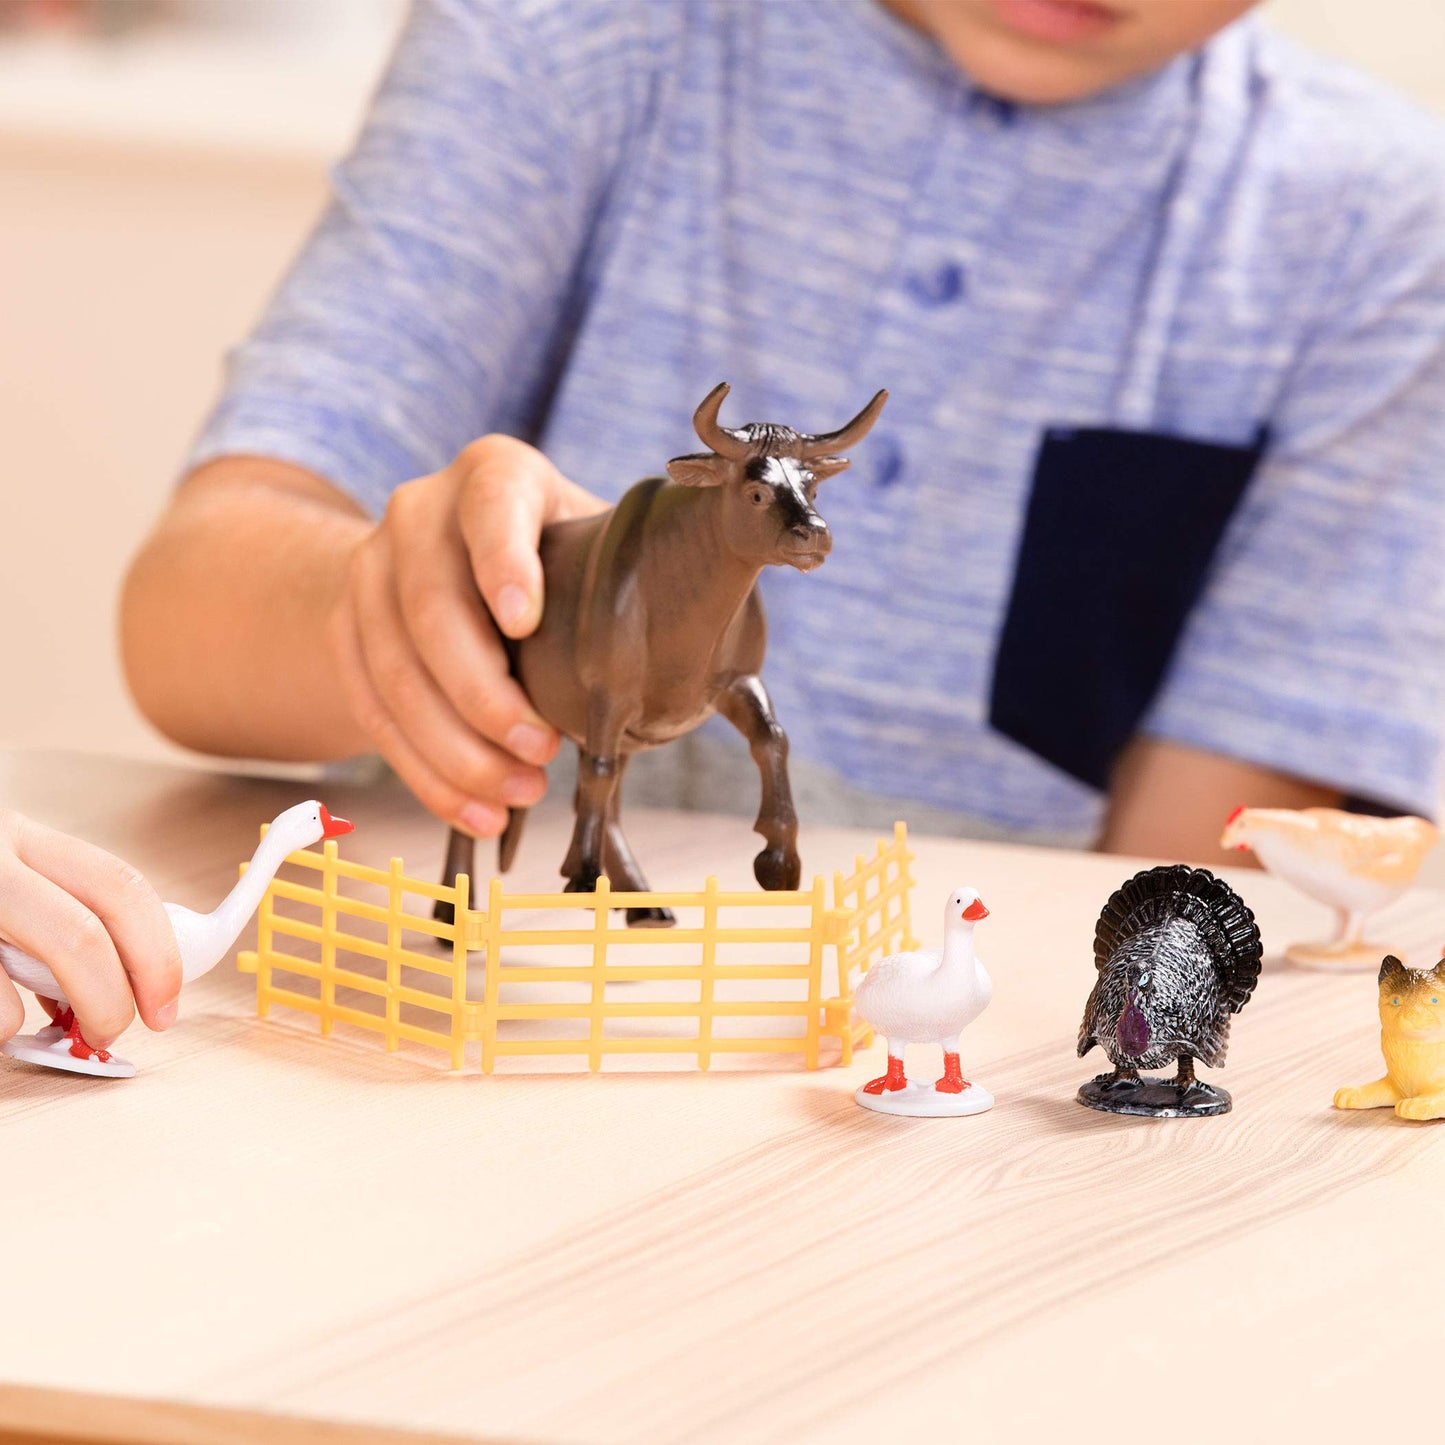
[0,811,182,1052]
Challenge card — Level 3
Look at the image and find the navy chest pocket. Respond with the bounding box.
[989,425,1267,791]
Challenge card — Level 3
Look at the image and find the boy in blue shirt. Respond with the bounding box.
[121,0,1445,866]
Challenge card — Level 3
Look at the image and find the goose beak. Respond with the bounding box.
[962,898,989,922]
[319,804,355,839]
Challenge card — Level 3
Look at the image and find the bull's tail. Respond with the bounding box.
[433,810,527,934]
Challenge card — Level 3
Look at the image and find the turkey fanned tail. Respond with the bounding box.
[1078,865,1263,1070]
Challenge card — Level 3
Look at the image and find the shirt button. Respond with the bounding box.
[905,260,966,307]
[870,434,904,488]
[970,92,1018,126]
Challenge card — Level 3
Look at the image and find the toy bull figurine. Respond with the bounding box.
[437,382,887,927]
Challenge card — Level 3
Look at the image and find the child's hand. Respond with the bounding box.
[329,434,608,837]
[0,811,183,1050]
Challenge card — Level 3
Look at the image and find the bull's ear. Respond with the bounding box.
[666,453,729,487]
[808,454,851,483]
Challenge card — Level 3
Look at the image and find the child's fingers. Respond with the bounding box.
[0,857,135,1049]
[386,498,560,766]
[8,814,182,1031]
[0,972,24,1045]
[405,576,560,769]
[453,437,605,642]
[332,594,511,838]
[353,554,548,812]
[454,439,553,639]
[552,472,612,526]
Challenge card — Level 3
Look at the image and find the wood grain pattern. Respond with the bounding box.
[2,751,1442,1445]
[0,1385,482,1445]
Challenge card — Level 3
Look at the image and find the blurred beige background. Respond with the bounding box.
[1,0,1442,770]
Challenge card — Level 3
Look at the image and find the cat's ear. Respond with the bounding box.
[1379,955,1410,988]
[1429,956,1445,983]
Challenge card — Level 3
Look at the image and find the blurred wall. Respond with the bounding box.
[1268,0,1445,113]
[0,1,398,766]
[0,139,329,765]
[0,0,1440,768]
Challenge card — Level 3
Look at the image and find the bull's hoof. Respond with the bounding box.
[754,846,801,892]
[625,906,676,928]
[563,869,603,895]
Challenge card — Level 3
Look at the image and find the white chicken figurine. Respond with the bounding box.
[1220,805,1438,970]
[0,799,353,1078]
[852,885,994,1117]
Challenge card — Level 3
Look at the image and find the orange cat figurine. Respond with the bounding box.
[1334,955,1445,1121]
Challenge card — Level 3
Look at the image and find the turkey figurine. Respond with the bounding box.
[852,886,994,1117]
[1077,865,1263,1118]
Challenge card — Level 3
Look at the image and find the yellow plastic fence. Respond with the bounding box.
[237,822,916,1073]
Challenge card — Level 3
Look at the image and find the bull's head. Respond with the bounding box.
[666,383,888,572]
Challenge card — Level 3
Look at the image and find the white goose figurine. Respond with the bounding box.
[853,885,994,1117]
[0,799,353,1079]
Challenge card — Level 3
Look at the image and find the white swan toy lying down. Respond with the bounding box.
[0,799,353,1079]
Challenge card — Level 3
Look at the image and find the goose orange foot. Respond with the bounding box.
[935,1052,970,1093]
[863,1056,907,1094]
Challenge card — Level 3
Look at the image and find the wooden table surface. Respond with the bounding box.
[2,749,1443,1445]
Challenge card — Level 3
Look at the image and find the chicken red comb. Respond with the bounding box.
[1225,805,1246,826]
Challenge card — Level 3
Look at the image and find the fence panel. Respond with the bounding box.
[821,821,917,1064]
[237,825,914,1074]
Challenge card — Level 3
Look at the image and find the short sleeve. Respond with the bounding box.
[187,0,622,515]
[1145,165,1445,815]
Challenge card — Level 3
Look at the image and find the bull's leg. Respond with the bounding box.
[559,761,593,882]
[561,693,629,895]
[718,674,801,890]
[562,752,616,894]
[601,758,675,928]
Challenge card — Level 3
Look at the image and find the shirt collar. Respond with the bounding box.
[1022,49,1200,163]
[826,0,971,88]
[832,1,1258,164]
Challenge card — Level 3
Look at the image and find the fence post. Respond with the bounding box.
[698,875,718,1071]
[255,844,274,1019]
[378,858,401,1051]
[904,836,919,951]
[832,866,852,1065]
[450,870,469,1071]
[589,877,611,1072]
[480,876,503,1075]
[318,842,338,1035]
[805,875,825,1070]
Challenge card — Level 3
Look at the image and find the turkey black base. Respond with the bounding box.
[1077,1072,1231,1118]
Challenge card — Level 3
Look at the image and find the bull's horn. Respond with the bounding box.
[799,389,889,459]
[692,382,752,461]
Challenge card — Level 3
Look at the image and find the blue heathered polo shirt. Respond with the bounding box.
[190,0,1445,843]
